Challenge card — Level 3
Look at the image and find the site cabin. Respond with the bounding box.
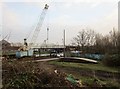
[16,49,33,58]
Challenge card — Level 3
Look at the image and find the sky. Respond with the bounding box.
[1,0,119,45]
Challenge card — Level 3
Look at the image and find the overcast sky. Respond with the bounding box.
[1,0,119,45]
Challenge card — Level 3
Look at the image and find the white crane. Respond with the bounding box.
[29,4,49,49]
[19,4,49,51]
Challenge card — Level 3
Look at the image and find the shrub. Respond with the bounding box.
[2,60,80,88]
[102,54,120,67]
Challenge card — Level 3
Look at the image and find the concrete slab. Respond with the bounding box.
[27,58,59,63]
[60,57,98,63]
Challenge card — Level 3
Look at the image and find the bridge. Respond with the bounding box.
[31,44,65,49]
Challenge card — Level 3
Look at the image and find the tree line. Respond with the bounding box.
[72,28,120,55]
[71,28,120,66]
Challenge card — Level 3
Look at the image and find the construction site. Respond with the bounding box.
[1,2,120,88]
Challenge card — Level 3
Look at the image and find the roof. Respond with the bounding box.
[0,40,10,45]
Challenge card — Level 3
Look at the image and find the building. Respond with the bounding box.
[0,40,19,56]
[0,40,11,48]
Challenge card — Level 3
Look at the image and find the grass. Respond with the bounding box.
[48,60,120,73]
[73,75,120,87]
[2,59,120,88]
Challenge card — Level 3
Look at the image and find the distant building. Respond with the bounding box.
[0,40,19,56]
[0,40,11,48]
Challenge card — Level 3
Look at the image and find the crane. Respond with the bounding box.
[16,4,49,58]
[29,4,49,49]
[18,4,49,51]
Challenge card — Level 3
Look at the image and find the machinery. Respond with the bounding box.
[16,4,49,58]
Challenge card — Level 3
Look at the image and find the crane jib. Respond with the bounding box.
[29,4,49,49]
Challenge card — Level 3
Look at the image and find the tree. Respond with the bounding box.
[117,31,120,53]
[72,28,119,55]
[94,29,119,54]
[109,29,118,54]
[72,29,96,53]
[94,33,104,54]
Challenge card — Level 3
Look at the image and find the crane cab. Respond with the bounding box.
[44,4,49,9]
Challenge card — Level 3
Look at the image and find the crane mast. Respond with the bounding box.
[28,4,49,49]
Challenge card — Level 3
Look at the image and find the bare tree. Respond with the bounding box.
[109,28,118,48]
[72,28,119,55]
[116,31,120,53]
[73,29,87,52]
[73,29,96,53]
[94,28,119,54]
[94,33,104,53]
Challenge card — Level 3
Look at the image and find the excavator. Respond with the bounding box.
[16,4,49,58]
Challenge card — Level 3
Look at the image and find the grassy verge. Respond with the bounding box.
[2,59,120,88]
[48,60,120,73]
[47,60,120,87]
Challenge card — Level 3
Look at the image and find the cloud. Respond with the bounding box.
[1,0,118,45]
[90,8,118,35]
[2,0,52,3]
[23,0,51,8]
[51,15,72,25]
[2,4,21,27]
[2,0,119,3]
[2,3,27,42]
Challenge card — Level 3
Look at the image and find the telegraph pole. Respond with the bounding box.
[63,29,66,57]
[47,27,49,44]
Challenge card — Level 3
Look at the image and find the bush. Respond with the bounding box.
[2,60,80,88]
[102,54,120,67]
